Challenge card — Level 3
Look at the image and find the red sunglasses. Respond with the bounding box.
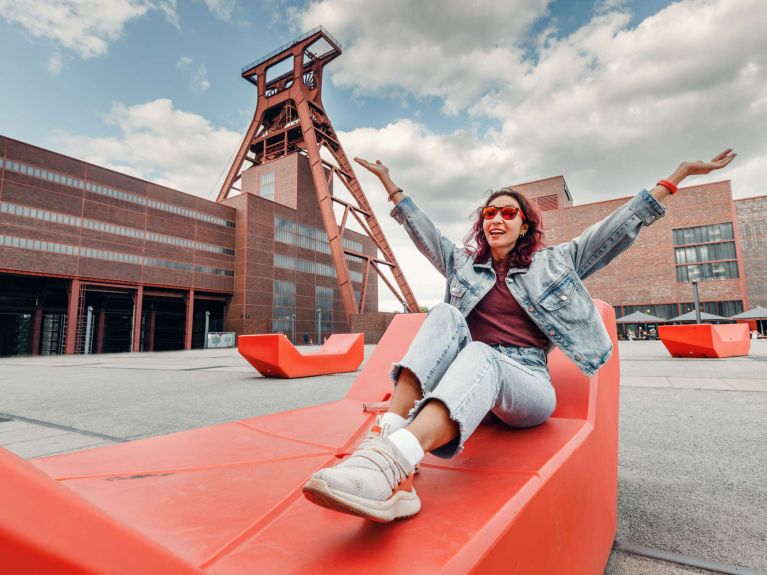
[482,205,526,221]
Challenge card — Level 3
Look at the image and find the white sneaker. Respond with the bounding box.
[302,435,420,522]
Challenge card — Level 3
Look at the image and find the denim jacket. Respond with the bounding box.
[391,190,666,376]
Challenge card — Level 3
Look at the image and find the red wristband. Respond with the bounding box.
[657,179,678,195]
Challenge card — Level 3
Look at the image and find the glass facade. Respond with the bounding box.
[315,285,333,335]
[0,201,234,255]
[0,157,235,228]
[260,172,276,200]
[273,253,363,283]
[0,234,234,276]
[616,300,744,320]
[673,222,738,282]
[272,280,295,334]
[678,300,744,318]
[274,216,364,254]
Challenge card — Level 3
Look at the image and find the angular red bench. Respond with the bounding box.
[658,323,750,358]
[238,333,364,377]
[1,301,619,574]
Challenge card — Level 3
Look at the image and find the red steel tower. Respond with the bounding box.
[217,27,418,318]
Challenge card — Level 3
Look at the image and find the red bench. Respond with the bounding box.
[658,323,750,358]
[1,301,619,574]
[238,333,364,378]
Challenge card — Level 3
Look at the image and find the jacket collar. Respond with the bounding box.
[472,252,540,275]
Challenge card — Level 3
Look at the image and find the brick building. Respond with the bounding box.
[0,135,376,356]
[514,176,767,333]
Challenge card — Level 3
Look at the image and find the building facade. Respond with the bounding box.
[515,176,766,333]
[0,135,376,356]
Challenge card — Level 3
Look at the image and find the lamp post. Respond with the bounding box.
[691,280,702,324]
[316,308,322,346]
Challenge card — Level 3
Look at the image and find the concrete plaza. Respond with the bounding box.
[1,340,765,574]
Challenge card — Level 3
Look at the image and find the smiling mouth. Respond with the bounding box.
[489,230,505,237]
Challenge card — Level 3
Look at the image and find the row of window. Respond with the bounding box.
[675,261,739,282]
[678,300,744,318]
[617,300,744,320]
[275,216,364,254]
[272,279,296,332]
[672,222,734,246]
[272,281,336,335]
[618,303,682,321]
[260,172,276,201]
[0,201,234,255]
[1,157,235,228]
[0,234,234,276]
[273,253,364,283]
[316,285,334,332]
[674,241,737,264]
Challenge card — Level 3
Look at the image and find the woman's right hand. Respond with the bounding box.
[354,157,390,180]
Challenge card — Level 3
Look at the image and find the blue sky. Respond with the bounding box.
[1,0,765,309]
[1,1,678,141]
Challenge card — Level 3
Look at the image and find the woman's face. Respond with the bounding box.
[482,194,529,259]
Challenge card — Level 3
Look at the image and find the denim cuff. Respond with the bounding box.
[390,195,416,225]
[630,189,666,226]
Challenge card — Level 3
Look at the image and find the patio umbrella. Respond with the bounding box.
[616,311,666,324]
[667,310,729,323]
[729,306,767,320]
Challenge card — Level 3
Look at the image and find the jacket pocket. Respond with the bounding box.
[536,270,594,330]
[448,275,468,308]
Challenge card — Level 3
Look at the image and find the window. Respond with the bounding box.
[672,223,738,282]
[2,157,235,228]
[260,172,276,200]
[315,286,333,335]
[273,280,296,335]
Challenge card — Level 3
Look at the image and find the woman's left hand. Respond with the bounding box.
[680,149,737,177]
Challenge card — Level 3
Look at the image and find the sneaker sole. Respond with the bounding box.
[302,477,421,522]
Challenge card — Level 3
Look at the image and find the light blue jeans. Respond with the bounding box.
[390,303,557,459]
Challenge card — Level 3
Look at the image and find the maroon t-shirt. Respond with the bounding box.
[466,260,548,349]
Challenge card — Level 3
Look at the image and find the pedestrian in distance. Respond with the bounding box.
[302,149,737,522]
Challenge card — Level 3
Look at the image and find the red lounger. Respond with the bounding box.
[1,301,619,574]
[658,323,750,358]
[238,333,364,377]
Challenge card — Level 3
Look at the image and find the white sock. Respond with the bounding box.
[380,412,407,433]
[387,428,425,469]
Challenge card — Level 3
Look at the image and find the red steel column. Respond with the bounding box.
[96,308,106,354]
[132,285,143,352]
[184,290,194,350]
[64,279,80,354]
[148,306,156,352]
[30,304,43,356]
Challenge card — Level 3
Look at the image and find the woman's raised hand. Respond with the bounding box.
[681,149,737,177]
[354,157,390,179]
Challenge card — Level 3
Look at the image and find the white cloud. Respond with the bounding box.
[47,52,63,76]
[0,0,178,59]
[291,0,547,115]
[177,56,210,92]
[52,99,241,199]
[202,0,236,22]
[176,55,193,68]
[291,0,767,309]
[191,64,210,93]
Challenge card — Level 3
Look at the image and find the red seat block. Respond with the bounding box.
[659,323,750,358]
[2,302,620,574]
[238,332,364,377]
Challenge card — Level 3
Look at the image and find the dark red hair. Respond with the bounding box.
[464,188,545,268]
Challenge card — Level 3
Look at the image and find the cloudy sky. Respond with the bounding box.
[1,0,765,310]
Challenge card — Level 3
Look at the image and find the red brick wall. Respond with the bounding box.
[735,195,767,308]
[222,153,379,339]
[540,180,746,314]
[0,135,235,293]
